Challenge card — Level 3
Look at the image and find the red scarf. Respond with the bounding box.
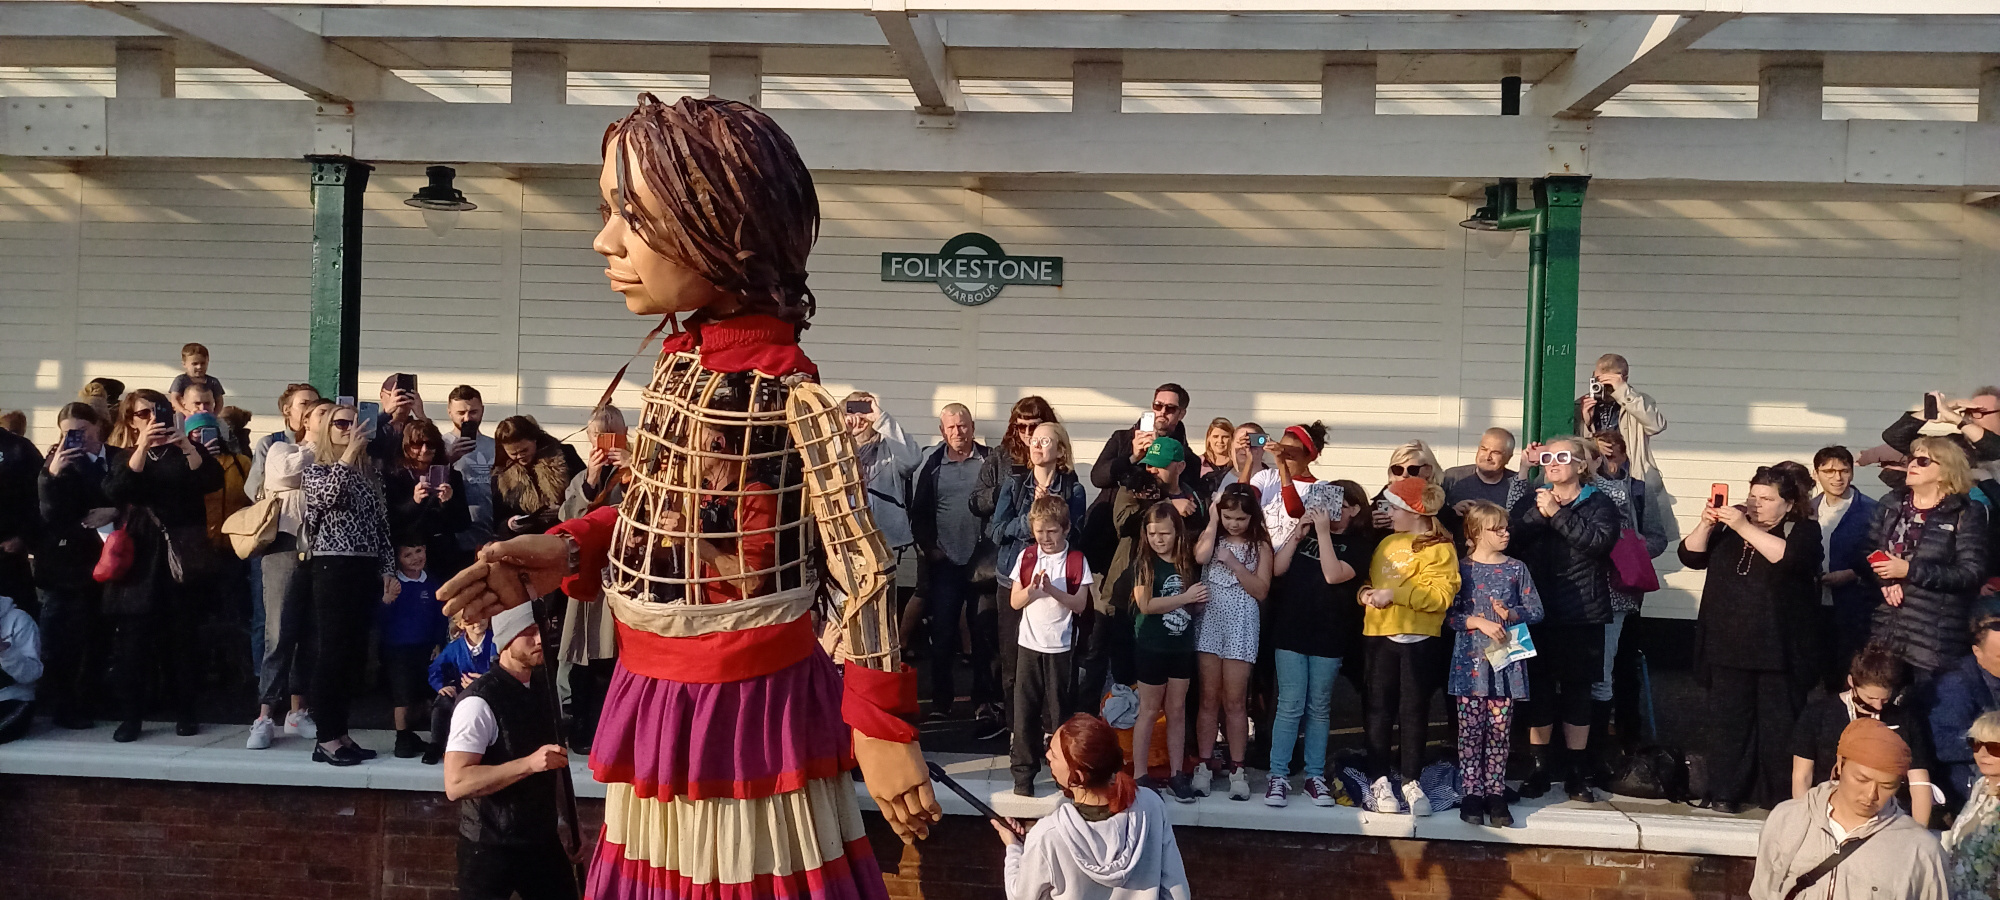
[662,315,817,379]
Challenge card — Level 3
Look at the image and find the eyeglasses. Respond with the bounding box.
[1907,456,1938,469]
[1971,738,2000,757]
[1536,451,1575,466]
[1152,402,1181,414]
[1390,463,1430,477]
[1028,438,1056,449]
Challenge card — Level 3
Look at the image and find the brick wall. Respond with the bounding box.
[0,775,1754,900]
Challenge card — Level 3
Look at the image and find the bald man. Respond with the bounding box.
[1752,719,1947,900]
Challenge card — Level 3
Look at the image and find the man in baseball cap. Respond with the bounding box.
[1752,718,1947,900]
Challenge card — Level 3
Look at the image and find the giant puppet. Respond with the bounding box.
[440,94,941,900]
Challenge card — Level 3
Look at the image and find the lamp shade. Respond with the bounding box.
[404,165,477,235]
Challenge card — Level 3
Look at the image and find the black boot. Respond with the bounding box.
[1587,700,1618,788]
[1521,744,1554,799]
[1564,746,1594,803]
[1459,794,1487,826]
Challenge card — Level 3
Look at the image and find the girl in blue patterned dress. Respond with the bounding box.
[1447,500,1544,828]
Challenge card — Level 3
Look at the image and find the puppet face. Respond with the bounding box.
[593,145,740,319]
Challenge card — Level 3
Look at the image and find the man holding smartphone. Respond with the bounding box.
[446,386,497,554]
[557,405,630,752]
[1083,384,1194,572]
[367,374,426,463]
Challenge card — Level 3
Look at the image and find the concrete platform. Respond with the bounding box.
[0,720,1764,857]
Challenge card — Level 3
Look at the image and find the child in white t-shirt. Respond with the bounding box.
[1008,494,1093,796]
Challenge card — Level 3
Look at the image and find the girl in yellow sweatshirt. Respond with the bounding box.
[1359,476,1461,816]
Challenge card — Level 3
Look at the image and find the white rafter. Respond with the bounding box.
[88,2,438,104]
[1528,12,1737,118]
[870,1,959,113]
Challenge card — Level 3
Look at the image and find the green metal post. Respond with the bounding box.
[1520,213,1549,443]
[1534,175,1590,441]
[307,156,372,400]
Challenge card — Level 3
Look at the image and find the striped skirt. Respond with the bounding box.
[585,650,889,900]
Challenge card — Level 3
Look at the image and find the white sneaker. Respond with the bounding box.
[284,709,318,741]
[1190,762,1213,798]
[1228,767,1251,801]
[1263,775,1289,807]
[1370,776,1399,813]
[246,716,275,750]
[1403,780,1432,817]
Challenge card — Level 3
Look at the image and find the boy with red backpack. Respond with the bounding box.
[1010,494,1093,795]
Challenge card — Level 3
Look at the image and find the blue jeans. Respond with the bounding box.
[1269,649,1341,779]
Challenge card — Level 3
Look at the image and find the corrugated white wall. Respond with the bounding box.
[4,162,1996,618]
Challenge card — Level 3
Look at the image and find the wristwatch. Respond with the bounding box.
[558,531,581,576]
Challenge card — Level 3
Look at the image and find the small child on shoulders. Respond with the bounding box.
[168,342,226,417]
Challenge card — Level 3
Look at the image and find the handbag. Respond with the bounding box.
[222,493,281,559]
[93,510,134,584]
[1609,526,1660,593]
[157,512,223,584]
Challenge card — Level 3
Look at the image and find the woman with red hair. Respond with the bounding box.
[994,714,1191,900]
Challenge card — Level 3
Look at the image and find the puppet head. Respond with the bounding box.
[594,95,820,330]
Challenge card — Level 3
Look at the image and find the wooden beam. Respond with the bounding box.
[89,2,437,104]
[1528,13,1736,118]
[870,2,958,113]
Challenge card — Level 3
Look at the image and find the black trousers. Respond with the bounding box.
[1077,605,1134,717]
[36,583,101,721]
[1523,623,1604,730]
[567,658,616,749]
[430,690,457,743]
[306,556,381,741]
[925,560,995,714]
[456,839,577,900]
[994,587,1023,711]
[110,578,204,724]
[0,699,32,744]
[1705,665,1803,808]
[1362,636,1447,781]
[1010,646,1073,785]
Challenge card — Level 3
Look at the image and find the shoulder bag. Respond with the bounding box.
[222,493,282,559]
[93,508,134,584]
[1782,829,1879,900]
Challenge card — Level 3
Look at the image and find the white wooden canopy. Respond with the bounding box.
[2,1,1996,187]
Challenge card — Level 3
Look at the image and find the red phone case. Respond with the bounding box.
[1868,550,1892,565]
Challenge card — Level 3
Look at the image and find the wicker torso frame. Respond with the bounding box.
[604,348,898,672]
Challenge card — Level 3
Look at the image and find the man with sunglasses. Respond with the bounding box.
[1083,385,1195,570]
[1506,436,1622,801]
[1929,599,2000,813]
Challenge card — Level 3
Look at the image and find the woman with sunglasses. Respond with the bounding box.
[1943,710,2000,900]
[1371,441,1457,536]
[1506,435,1621,801]
[1680,466,1823,813]
[300,402,399,765]
[1861,436,1989,679]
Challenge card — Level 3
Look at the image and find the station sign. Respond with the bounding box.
[881,232,1063,306]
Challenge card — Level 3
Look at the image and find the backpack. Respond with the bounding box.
[1019,544,1084,593]
[1607,745,1689,803]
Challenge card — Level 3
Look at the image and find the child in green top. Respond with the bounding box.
[1131,502,1207,804]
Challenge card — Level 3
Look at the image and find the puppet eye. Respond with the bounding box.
[598,202,614,223]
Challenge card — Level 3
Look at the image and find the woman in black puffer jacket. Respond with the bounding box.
[1862,435,1989,676]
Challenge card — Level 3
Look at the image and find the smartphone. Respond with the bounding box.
[926,762,1024,837]
[1867,550,1892,566]
[358,401,382,424]
[61,429,84,452]
[393,373,417,395]
[425,464,447,491]
[844,399,872,415]
[1138,411,1157,433]
[1249,433,1269,448]
[595,432,628,452]
[1924,393,1940,421]
[1710,483,1729,509]
[458,420,478,440]
[195,426,219,447]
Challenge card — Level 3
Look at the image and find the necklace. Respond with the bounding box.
[1735,540,1757,576]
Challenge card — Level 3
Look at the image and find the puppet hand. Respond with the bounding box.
[854,731,941,844]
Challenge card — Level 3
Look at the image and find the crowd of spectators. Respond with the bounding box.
[0,345,1997,899]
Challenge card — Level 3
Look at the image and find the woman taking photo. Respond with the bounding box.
[246,398,331,749]
[1680,466,1823,813]
[491,415,581,539]
[102,389,223,742]
[1863,436,1989,678]
[36,402,116,729]
[383,419,471,579]
[301,403,398,765]
[992,713,1191,900]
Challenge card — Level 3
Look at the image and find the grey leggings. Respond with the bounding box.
[255,535,315,707]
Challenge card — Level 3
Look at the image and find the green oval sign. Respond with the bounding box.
[881,232,1063,306]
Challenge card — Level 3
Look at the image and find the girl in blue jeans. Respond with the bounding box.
[1263,479,1373,807]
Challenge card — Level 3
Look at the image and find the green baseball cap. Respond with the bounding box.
[1140,436,1186,468]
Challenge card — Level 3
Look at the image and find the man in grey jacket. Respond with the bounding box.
[1752,718,1947,900]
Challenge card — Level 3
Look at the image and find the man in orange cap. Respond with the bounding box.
[1752,718,1947,900]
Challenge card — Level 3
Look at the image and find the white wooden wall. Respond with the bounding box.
[4,160,1997,618]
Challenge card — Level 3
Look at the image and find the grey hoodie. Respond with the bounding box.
[0,594,41,704]
[1751,779,1947,900]
[1005,788,1191,900]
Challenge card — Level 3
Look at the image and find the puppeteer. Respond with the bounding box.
[442,94,940,900]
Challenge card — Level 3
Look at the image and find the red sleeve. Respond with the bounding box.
[842,663,919,743]
[550,505,620,601]
[1282,480,1305,518]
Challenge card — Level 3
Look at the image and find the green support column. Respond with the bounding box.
[307,156,372,400]
[1530,175,1590,443]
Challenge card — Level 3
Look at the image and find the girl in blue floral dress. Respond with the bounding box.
[1447,500,1544,828]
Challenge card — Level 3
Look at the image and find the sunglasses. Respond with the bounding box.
[1971,738,2000,757]
[330,419,354,431]
[1390,463,1429,477]
[1029,438,1057,449]
[1907,456,1938,469]
[1014,420,1042,432]
[1151,402,1181,413]
[1536,450,1575,466]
